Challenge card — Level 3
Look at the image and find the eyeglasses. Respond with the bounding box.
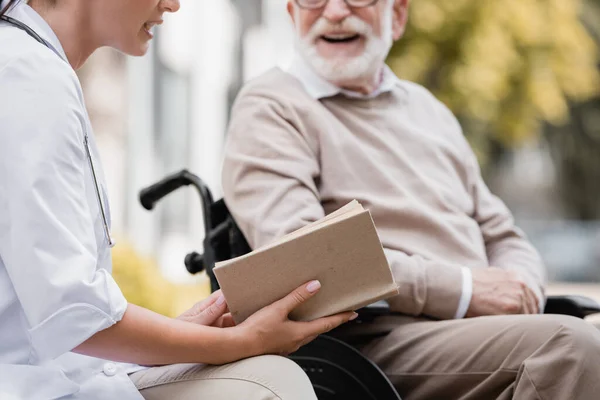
[295,0,380,10]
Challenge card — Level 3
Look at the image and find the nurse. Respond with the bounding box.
[0,0,356,399]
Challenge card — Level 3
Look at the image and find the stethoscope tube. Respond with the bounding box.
[0,14,49,47]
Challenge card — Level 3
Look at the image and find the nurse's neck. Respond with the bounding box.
[29,0,98,70]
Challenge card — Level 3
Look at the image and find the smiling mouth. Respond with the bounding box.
[321,33,361,44]
[143,20,163,37]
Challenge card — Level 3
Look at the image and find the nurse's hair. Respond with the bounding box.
[0,0,19,17]
[1,0,58,17]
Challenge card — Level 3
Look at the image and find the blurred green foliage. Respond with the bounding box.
[545,0,600,219]
[387,0,600,165]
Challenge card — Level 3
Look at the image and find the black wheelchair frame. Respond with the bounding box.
[140,169,600,400]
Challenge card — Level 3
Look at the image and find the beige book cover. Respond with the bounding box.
[214,201,399,324]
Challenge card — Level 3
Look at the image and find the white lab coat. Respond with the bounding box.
[0,3,144,399]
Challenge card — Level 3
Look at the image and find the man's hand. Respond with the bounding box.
[177,290,236,328]
[466,267,540,318]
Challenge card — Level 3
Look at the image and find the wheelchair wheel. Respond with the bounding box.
[289,335,401,400]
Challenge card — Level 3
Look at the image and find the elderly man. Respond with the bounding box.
[222,0,600,398]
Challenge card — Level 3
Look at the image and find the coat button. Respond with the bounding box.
[103,363,118,377]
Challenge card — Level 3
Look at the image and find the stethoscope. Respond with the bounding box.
[1,14,116,248]
[0,14,50,47]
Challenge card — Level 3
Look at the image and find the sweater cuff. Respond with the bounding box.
[421,262,464,320]
[454,267,472,319]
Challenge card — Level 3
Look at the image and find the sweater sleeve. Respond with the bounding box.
[224,91,465,320]
[467,149,547,311]
[222,93,325,248]
[434,97,548,312]
[430,94,547,313]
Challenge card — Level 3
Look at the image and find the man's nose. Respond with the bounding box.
[161,0,181,13]
[322,0,352,23]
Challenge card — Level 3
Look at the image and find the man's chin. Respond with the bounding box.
[307,55,376,84]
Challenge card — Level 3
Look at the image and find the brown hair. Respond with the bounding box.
[0,0,19,17]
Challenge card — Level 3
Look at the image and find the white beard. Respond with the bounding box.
[296,7,394,84]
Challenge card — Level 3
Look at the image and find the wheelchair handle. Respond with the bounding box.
[139,169,223,289]
[184,251,205,275]
[140,170,192,210]
[139,169,215,238]
[139,169,214,266]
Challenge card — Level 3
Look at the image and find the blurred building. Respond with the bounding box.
[82,0,294,282]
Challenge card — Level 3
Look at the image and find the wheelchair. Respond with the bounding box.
[140,169,600,400]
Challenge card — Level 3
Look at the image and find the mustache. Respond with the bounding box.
[305,16,373,41]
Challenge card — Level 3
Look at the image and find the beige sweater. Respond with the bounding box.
[222,68,546,320]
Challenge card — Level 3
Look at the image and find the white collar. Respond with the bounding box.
[5,1,69,63]
[283,52,402,100]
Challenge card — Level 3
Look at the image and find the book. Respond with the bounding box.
[213,200,399,324]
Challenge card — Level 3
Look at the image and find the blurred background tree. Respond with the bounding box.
[77,0,600,304]
[387,0,600,190]
[112,240,210,317]
[544,0,600,219]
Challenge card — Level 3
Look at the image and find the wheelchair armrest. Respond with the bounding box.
[356,296,600,322]
[544,295,600,319]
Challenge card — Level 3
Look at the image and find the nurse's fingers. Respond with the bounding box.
[214,313,236,328]
[177,291,229,326]
[191,294,229,326]
[194,290,224,312]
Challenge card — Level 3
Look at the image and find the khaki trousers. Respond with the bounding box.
[129,355,316,400]
[334,314,600,400]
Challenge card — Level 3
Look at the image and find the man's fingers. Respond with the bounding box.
[303,311,357,337]
[276,281,322,314]
[514,284,530,314]
[516,279,538,314]
[524,286,539,314]
[523,290,534,314]
[521,294,533,315]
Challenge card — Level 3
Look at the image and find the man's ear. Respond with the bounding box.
[392,0,410,40]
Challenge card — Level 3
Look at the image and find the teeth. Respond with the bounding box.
[323,33,357,40]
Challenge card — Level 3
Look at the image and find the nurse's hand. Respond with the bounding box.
[237,281,358,357]
[74,282,353,367]
[177,290,236,328]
